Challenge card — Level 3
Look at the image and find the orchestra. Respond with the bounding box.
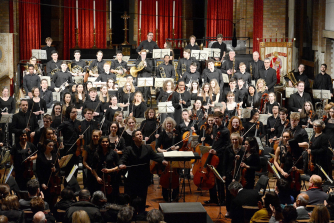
[5,31,334,220]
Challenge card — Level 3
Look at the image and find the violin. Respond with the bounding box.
[23,148,34,179]
[273,119,290,152]
[308,139,315,172]
[259,93,269,114]
[287,155,303,191]
[193,132,220,190]
[181,114,198,151]
[306,110,313,128]
[167,84,178,101]
[76,125,84,156]
[49,165,62,194]
[101,162,113,196]
[323,115,327,122]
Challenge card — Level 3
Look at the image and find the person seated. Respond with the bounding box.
[72,210,90,223]
[64,189,102,223]
[116,206,134,223]
[19,179,49,211]
[285,64,310,90]
[28,197,56,223]
[182,62,201,89]
[147,209,165,223]
[53,188,75,212]
[288,81,312,112]
[131,197,148,221]
[82,87,102,121]
[299,101,318,128]
[223,78,239,103]
[295,193,310,220]
[265,92,279,115]
[90,191,107,209]
[228,181,261,223]
[256,78,269,99]
[0,195,24,223]
[0,184,11,200]
[157,55,175,78]
[304,174,329,205]
[309,204,330,223]
[325,192,334,220]
[88,51,105,77]
[70,50,86,78]
[33,211,47,223]
[103,194,131,223]
[269,206,298,223]
[95,62,116,82]
[250,192,283,223]
[276,179,294,207]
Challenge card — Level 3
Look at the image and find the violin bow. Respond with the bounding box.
[21,150,38,164]
[165,134,192,151]
[241,123,257,138]
[66,125,91,154]
[115,125,127,148]
[26,101,35,129]
[233,148,247,180]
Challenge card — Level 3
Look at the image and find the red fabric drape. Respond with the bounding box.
[253,0,263,55]
[19,0,41,60]
[206,0,233,40]
[138,0,182,48]
[64,0,106,59]
[63,0,76,60]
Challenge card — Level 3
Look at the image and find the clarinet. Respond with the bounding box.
[179,93,183,111]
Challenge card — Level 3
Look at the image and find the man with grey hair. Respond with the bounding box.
[228,181,261,223]
[33,211,47,223]
[258,58,277,92]
[295,193,310,220]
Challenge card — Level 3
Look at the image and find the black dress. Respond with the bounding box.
[224,103,237,120]
[28,98,47,120]
[118,91,134,112]
[0,96,15,113]
[130,102,147,118]
[105,106,122,122]
[310,133,329,180]
[84,143,99,194]
[243,153,261,189]
[72,94,85,109]
[244,121,264,138]
[172,91,191,124]
[140,118,159,144]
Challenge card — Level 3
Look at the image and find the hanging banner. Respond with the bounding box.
[0,33,14,80]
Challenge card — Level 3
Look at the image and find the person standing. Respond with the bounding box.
[258,58,277,92]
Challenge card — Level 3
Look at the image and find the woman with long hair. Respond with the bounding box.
[189,81,200,100]
[28,87,47,121]
[192,99,205,127]
[224,92,240,120]
[157,80,174,122]
[51,102,63,129]
[309,204,330,223]
[37,127,58,152]
[99,85,110,113]
[197,83,214,112]
[227,116,244,136]
[109,121,126,153]
[239,137,261,189]
[140,108,159,145]
[256,78,269,99]
[114,111,125,132]
[92,136,120,203]
[243,85,260,109]
[300,101,318,128]
[244,109,264,138]
[197,114,214,146]
[119,82,135,114]
[210,79,220,103]
[129,91,147,118]
[72,83,86,111]
[62,92,73,116]
[107,78,118,97]
[82,130,101,195]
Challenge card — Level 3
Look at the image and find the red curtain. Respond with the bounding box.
[206,0,233,40]
[19,0,41,61]
[253,0,263,54]
[138,0,182,48]
[63,0,76,60]
[64,0,106,59]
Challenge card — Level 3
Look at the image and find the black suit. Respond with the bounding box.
[248,60,264,80]
[259,67,277,92]
[230,189,261,223]
[288,92,312,112]
[64,201,103,223]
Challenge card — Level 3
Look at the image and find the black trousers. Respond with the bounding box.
[124,181,148,212]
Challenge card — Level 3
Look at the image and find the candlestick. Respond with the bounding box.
[156,1,158,29]
[156,29,158,45]
[93,0,96,29]
[110,1,112,29]
[109,28,113,49]
[172,29,175,47]
[172,1,175,29]
[75,28,79,48]
[139,28,142,44]
[121,11,130,45]
[76,0,78,29]
[92,28,97,48]
[139,1,142,29]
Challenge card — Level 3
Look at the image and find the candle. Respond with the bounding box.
[139,1,142,29]
[110,1,112,29]
[172,1,175,29]
[93,0,96,29]
[76,0,78,29]
[156,1,158,29]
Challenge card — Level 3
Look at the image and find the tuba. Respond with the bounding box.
[130,61,145,77]
[283,69,297,87]
[159,67,166,78]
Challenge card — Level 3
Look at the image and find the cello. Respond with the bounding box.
[101,161,113,196]
[150,118,164,175]
[308,132,315,172]
[193,132,221,190]
[193,123,211,174]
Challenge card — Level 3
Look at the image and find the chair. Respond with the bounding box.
[255,156,269,178]
[56,209,66,222]
[242,206,259,223]
[300,174,310,190]
[255,175,269,196]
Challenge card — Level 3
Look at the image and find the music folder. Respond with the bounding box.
[313,89,331,100]
[59,154,73,169]
[259,114,271,125]
[66,164,78,183]
[241,108,252,119]
[0,114,13,124]
[137,78,154,87]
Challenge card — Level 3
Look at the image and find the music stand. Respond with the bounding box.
[0,114,13,124]
[259,114,271,125]
[155,78,174,88]
[222,73,229,83]
[158,101,175,114]
[207,164,225,220]
[32,49,47,60]
[241,108,251,119]
[191,50,209,61]
[203,48,221,58]
[313,89,331,100]
[153,49,170,59]
[93,82,106,88]
[304,128,314,141]
[117,78,127,87]
[285,87,297,98]
[137,78,154,88]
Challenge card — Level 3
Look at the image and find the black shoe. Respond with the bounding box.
[218,201,226,206]
[204,200,218,204]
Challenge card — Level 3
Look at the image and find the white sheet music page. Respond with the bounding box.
[163,151,194,157]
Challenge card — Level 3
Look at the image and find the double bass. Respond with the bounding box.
[193,122,211,174]
[193,132,221,190]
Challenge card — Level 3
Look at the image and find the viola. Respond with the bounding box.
[23,148,34,179]
[49,171,62,194]
[306,110,313,128]
[193,132,220,190]
[101,162,113,196]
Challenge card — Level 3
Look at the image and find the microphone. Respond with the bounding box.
[232,24,237,48]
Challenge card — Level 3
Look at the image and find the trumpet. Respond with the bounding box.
[50,67,60,76]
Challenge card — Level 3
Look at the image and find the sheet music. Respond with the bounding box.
[153,49,170,59]
[59,154,73,168]
[285,87,297,98]
[259,114,271,125]
[66,164,78,182]
[163,151,194,157]
[304,128,314,140]
[191,50,208,61]
[93,82,106,87]
[155,78,174,88]
[158,101,174,113]
[203,48,221,58]
[117,78,127,87]
[313,89,331,99]
[222,73,229,83]
[137,78,154,87]
[32,49,47,60]
[0,114,13,124]
[241,108,252,119]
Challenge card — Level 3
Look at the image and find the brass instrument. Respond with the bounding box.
[114,66,127,84]
[181,64,186,77]
[130,60,145,77]
[283,69,297,87]
[50,67,60,76]
[90,66,98,75]
[159,67,166,78]
[250,63,253,78]
[231,58,235,78]
[71,65,84,74]
[24,64,43,76]
[214,61,222,67]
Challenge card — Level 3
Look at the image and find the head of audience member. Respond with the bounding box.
[276,179,293,204]
[91,191,107,208]
[1,195,20,211]
[96,51,103,61]
[33,211,46,223]
[78,189,91,202]
[228,181,243,197]
[263,192,283,220]
[309,175,323,189]
[296,193,309,207]
[30,197,45,213]
[229,50,235,60]
[27,179,41,197]
[310,204,330,223]
[117,206,134,223]
[72,210,90,223]
[253,51,259,62]
[140,49,147,61]
[45,37,53,47]
[147,32,154,41]
[147,209,165,223]
[51,50,58,61]
[189,35,196,45]
[281,206,298,223]
[60,188,75,201]
[0,215,8,223]
[0,184,10,200]
[264,58,270,69]
[320,63,327,73]
[115,193,131,206]
[74,50,81,61]
[183,49,190,59]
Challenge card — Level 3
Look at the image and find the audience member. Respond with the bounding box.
[295,193,310,220]
[91,191,107,209]
[72,210,91,223]
[29,197,56,223]
[0,184,10,199]
[0,195,24,223]
[276,179,294,207]
[53,188,76,212]
[325,192,334,220]
[0,215,8,223]
[250,192,283,223]
[131,197,147,221]
[228,181,261,223]
[117,206,134,223]
[304,174,329,205]
[64,189,102,223]
[33,211,47,223]
[147,209,165,223]
[103,194,130,223]
[19,179,49,210]
[309,204,330,223]
[269,206,298,223]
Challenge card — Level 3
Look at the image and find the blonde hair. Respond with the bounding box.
[123,82,136,93]
[210,79,220,95]
[162,117,177,130]
[72,210,91,223]
[256,78,266,92]
[290,112,300,121]
[230,132,242,144]
[99,85,109,103]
